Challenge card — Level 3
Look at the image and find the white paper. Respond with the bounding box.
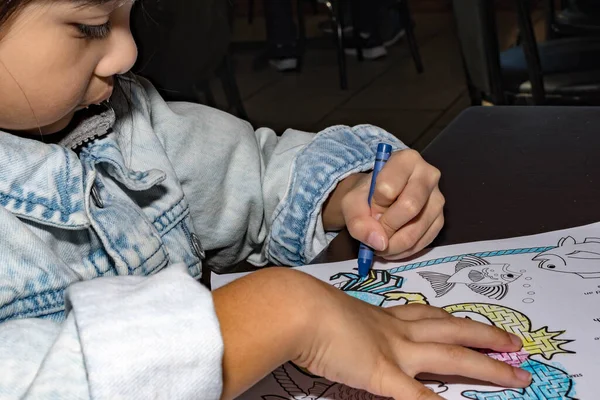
[213,222,600,399]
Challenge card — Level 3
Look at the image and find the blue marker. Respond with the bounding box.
[358,143,393,277]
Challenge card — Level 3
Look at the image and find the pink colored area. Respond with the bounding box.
[484,350,530,368]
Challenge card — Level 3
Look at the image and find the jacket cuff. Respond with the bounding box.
[266,125,407,266]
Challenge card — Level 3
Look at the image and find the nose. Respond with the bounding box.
[95,9,138,77]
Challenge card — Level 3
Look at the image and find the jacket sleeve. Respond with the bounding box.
[0,264,223,400]
[139,78,408,271]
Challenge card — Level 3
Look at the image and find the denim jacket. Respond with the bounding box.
[0,75,406,399]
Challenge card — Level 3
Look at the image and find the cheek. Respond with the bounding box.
[0,35,95,129]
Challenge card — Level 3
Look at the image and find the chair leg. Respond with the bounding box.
[400,0,423,73]
[219,55,250,121]
[326,0,348,90]
[515,0,546,105]
[467,84,483,106]
[311,0,319,14]
[297,0,307,73]
[248,0,255,24]
[545,0,557,39]
[350,0,363,61]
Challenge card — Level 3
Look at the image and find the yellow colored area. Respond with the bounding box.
[443,303,573,360]
[384,292,429,305]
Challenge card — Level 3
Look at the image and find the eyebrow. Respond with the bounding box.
[71,0,132,10]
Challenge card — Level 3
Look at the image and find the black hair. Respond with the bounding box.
[1,0,116,30]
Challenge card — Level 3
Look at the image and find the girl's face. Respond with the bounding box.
[0,0,137,135]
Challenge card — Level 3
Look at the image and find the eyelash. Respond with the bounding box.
[75,21,112,40]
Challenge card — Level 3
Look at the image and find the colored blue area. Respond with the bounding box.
[345,291,387,306]
[388,246,556,274]
[462,359,575,400]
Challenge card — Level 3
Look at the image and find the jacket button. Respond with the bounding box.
[91,184,105,208]
[191,233,206,260]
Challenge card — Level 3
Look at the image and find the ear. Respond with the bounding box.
[558,236,576,247]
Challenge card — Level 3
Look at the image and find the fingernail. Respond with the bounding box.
[510,333,523,348]
[513,367,532,384]
[367,232,386,251]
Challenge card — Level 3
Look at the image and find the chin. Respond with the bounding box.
[38,112,76,135]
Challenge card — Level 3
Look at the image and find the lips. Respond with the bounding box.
[81,79,115,108]
[92,85,114,105]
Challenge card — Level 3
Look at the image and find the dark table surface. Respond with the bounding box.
[313,106,600,264]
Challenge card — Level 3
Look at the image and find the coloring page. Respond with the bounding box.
[213,222,600,399]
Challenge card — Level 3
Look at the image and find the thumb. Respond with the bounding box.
[343,191,388,252]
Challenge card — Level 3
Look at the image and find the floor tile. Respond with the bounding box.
[342,34,465,110]
[228,9,539,148]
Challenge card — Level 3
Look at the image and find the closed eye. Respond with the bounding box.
[74,21,112,39]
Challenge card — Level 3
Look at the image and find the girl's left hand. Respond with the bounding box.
[323,149,445,260]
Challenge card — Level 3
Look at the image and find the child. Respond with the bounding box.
[0,1,532,399]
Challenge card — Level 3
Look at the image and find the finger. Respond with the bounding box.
[377,167,440,239]
[379,189,445,258]
[385,304,451,321]
[342,178,389,252]
[406,316,524,353]
[371,360,444,400]
[384,214,444,260]
[370,149,419,210]
[403,343,532,389]
[381,212,445,261]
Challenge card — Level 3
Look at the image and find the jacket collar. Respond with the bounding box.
[0,131,90,229]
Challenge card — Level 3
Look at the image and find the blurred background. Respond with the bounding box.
[131,0,600,151]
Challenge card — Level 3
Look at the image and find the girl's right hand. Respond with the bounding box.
[215,268,531,400]
[290,273,532,400]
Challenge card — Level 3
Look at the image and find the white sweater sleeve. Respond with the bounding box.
[0,264,223,400]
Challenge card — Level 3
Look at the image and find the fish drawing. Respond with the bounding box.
[418,255,521,300]
[533,236,600,279]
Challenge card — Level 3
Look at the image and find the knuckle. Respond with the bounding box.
[447,315,467,330]
[503,330,518,345]
[430,166,442,183]
[436,215,445,229]
[401,197,421,218]
[438,193,446,208]
[438,307,452,318]
[445,345,466,362]
[402,148,420,162]
[405,303,428,313]
[346,215,367,235]
[376,181,396,203]
[401,323,418,342]
[379,216,397,236]
[430,216,444,236]
[414,385,436,400]
[400,228,420,250]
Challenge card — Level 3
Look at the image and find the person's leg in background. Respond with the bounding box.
[263,0,299,71]
[344,0,407,60]
[379,1,407,48]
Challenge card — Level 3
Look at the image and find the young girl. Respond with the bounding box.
[0,1,532,399]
